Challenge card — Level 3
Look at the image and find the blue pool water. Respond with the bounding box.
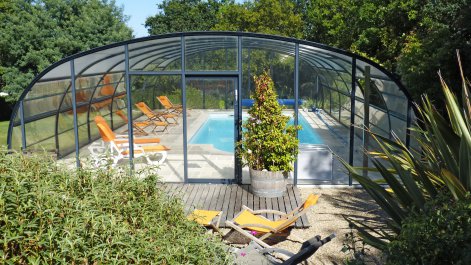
[189,114,323,153]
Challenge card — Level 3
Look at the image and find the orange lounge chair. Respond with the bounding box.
[135,102,179,125]
[94,117,170,166]
[115,110,168,134]
[225,194,320,248]
[157,96,183,115]
[94,116,162,145]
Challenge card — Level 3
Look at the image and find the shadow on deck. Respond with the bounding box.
[163,184,310,228]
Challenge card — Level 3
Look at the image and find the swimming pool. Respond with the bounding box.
[189,113,323,153]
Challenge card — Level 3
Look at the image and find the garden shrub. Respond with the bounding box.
[0,150,231,264]
[386,194,471,265]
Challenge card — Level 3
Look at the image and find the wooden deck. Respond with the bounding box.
[163,184,310,228]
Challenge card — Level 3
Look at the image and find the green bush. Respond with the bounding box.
[238,72,300,172]
[0,150,231,264]
[387,194,471,265]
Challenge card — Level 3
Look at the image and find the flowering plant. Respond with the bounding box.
[237,72,300,172]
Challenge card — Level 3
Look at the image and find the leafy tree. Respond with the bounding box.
[0,0,132,103]
[145,0,225,35]
[301,0,470,103]
[397,0,471,100]
[213,0,303,38]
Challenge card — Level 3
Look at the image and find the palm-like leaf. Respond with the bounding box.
[342,53,471,250]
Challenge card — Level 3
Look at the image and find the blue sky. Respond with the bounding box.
[116,0,163,38]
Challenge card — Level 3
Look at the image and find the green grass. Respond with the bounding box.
[0,121,8,146]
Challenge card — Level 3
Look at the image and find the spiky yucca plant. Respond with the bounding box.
[342,52,471,250]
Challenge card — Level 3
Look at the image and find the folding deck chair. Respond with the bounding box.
[115,110,168,134]
[225,194,320,248]
[187,209,223,233]
[156,95,183,115]
[135,102,179,125]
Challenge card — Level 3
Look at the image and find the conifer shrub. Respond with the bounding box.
[0,150,230,264]
[238,72,299,172]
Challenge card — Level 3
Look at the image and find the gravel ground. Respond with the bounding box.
[226,188,388,265]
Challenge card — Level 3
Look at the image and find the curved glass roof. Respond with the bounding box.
[7,32,415,184]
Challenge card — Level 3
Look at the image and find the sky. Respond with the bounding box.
[115,0,163,38]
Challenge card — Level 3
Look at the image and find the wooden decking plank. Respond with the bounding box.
[192,184,207,209]
[220,186,232,223]
[208,185,221,210]
[247,185,254,211]
[215,185,227,212]
[226,185,238,220]
[276,192,287,225]
[233,185,243,217]
[201,184,216,209]
[165,183,176,194]
[283,186,294,213]
[292,186,310,227]
[286,186,303,227]
[227,185,238,219]
[259,196,267,218]
[167,184,177,197]
[253,191,260,211]
[174,184,186,198]
[184,185,200,213]
[241,185,248,209]
[179,184,193,204]
[167,184,183,198]
[162,183,173,193]
[265,194,273,220]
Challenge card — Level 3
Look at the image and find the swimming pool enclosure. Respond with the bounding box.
[7,32,416,185]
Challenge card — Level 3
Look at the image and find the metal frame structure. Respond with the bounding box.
[7,32,416,185]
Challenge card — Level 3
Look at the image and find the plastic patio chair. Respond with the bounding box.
[225,194,320,248]
[187,209,223,233]
[135,101,179,125]
[115,110,168,134]
[95,122,170,166]
[233,233,336,265]
[156,95,183,115]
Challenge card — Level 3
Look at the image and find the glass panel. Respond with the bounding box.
[74,46,122,73]
[127,75,184,181]
[57,111,75,157]
[23,116,55,152]
[241,38,296,183]
[185,36,238,71]
[129,37,182,71]
[186,78,236,180]
[10,125,22,150]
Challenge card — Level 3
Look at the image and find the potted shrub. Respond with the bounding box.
[238,72,300,197]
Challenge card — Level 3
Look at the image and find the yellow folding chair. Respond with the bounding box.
[187,209,223,233]
[225,194,319,248]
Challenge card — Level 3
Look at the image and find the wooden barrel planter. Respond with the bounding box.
[249,168,287,198]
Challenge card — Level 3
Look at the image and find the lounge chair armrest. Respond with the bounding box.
[115,134,129,138]
[251,209,287,216]
[239,223,278,233]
